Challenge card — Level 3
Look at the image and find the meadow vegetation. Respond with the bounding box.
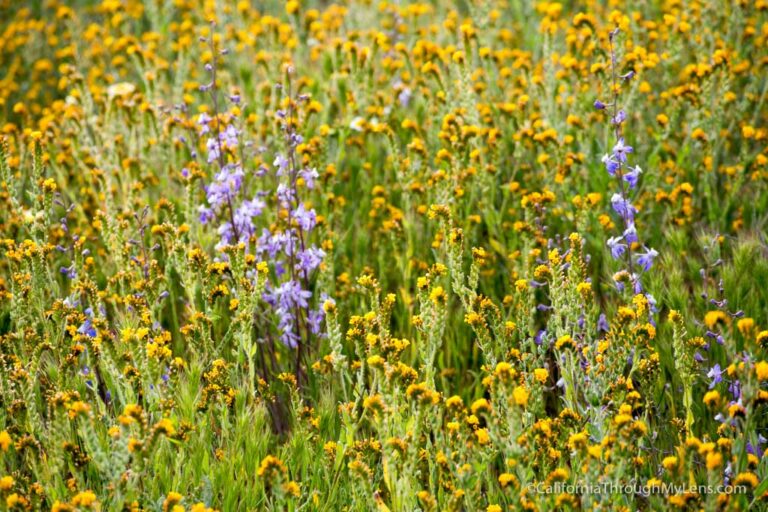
[1,0,768,510]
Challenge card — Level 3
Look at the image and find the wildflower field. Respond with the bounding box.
[1,0,768,510]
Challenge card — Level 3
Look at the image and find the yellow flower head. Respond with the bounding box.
[72,491,98,507]
[429,286,447,305]
[662,456,678,472]
[0,476,13,491]
[0,431,11,452]
[512,385,529,407]
[475,428,491,445]
[703,390,720,407]
[755,361,768,382]
[704,310,728,330]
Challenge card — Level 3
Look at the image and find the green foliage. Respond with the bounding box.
[0,0,767,511]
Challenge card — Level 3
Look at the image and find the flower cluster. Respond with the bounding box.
[260,81,326,352]
[0,1,766,510]
[595,28,658,296]
[193,31,264,249]
[190,36,325,355]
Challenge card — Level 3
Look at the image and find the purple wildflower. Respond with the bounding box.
[206,137,221,163]
[198,206,214,224]
[275,280,312,310]
[307,308,325,335]
[60,265,77,279]
[598,314,609,332]
[77,318,97,338]
[623,224,638,244]
[273,154,289,176]
[220,124,239,148]
[611,109,627,125]
[292,203,317,232]
[607,236,627,260]
[299,167,319,190]
[198,112,212,134]
[398,87,412,107]
[707,364,723,389]
[276,184,295,207]
[729,380,741,400]
[636,247,659,272]
[602,154,620,176]
[612,137,633,162]
[620,70,635,80]
[623,165,642,189]
[611,193,636,221]
[295,247,326,278]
